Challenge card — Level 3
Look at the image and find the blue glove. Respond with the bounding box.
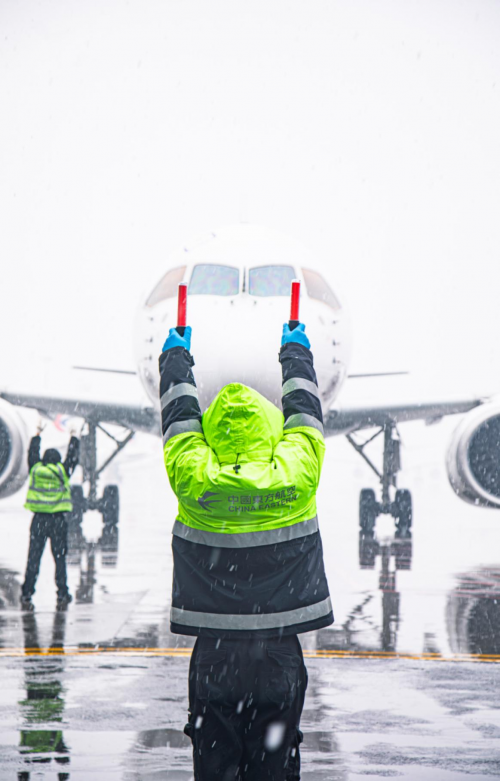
[281,322,310,349]
[162,326,192,352]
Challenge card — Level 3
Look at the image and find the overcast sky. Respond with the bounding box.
[0,0,499,407]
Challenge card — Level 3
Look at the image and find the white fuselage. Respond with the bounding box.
[134,226,352,415]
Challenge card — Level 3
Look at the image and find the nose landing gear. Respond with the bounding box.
[68,421,132,528]
[349,423,413,570]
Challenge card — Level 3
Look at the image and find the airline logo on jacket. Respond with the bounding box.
[196,486,298,513]
[197,491,221,511]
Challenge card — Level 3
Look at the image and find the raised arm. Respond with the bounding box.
[279,323,324,434]
[275,323,326,487]
[27,435,41,470]
[63,437,80,477]
[159,327,212,495]
[159,327,203,445]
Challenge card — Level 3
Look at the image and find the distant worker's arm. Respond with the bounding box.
[27,436,41,470]
[276,324,326,485]
[159,328,211,494]
[64,437,80,477]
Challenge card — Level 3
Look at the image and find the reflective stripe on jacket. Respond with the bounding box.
[24,462,72,514]
[160,342,333,639]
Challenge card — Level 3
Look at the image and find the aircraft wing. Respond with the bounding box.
[0,390,160,436]
[324,398,486,436]
[1,389,487,439]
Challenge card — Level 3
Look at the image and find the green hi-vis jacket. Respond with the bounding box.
[160,341,334,638]
[25,463,72,514]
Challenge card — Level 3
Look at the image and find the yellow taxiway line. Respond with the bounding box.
[0,647,499,663]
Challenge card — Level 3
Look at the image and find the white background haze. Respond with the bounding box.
[0,0,499,408]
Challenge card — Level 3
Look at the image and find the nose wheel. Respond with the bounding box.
[359,486,413,536]
[101,485,120,526]
[358,491,413,570]
[394,488,412,538]
[69,482,120,527]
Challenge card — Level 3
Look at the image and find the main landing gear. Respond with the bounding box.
[68,421,134,528]
[346,423,412,571]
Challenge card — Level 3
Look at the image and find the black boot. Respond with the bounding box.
[56,593,73,611]
[20,596,34,612]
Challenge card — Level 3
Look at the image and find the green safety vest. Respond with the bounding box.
[25,462,72,514]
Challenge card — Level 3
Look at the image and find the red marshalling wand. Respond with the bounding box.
[177,283,187,336]
[289,280,300,331]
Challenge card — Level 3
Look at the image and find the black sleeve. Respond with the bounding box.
[279,342,323,427]
[158,347,203,443]
[63,437,80,477]
[28,436,41,470]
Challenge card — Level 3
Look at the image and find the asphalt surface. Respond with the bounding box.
[1,422,500,779]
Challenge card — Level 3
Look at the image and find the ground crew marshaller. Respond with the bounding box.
[160,321,333,780]
[21,431,80,611]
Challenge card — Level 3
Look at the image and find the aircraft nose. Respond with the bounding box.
[188,299,284,411]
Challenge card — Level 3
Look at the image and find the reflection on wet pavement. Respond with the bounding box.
[1,440,500,777]
[68,519,119,604]
[18,611,69,778]
[448,567,500,655]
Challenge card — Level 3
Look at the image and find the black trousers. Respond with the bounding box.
[186,634,307,781]
[22,514,69,599]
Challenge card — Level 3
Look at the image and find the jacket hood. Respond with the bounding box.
[202,383,283,465]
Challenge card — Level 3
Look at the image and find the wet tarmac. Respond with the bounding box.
[1,423,500,779]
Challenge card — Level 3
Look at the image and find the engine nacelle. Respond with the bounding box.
[447,404,500,509]
[0,399,29,498]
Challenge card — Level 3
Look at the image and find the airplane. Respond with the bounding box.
[0,224,498,566]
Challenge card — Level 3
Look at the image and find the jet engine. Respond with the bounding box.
[447,404,500,509]
[0,399,29,498]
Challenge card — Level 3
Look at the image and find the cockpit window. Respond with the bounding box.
[146,266,186,307]
[188,264,239,296]
[302,268,341,311]
[248,265,296,297]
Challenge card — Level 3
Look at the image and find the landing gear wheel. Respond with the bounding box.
[100,524,119,568]
[101,485,119,526]
[359,489,379,568]
[393,489,412,569]
[359,533,379,569]
[67,485,85,565]
[359,489,378,534]
[393,539,413,570]
[69,485,85,525]
[394,489,412,539]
